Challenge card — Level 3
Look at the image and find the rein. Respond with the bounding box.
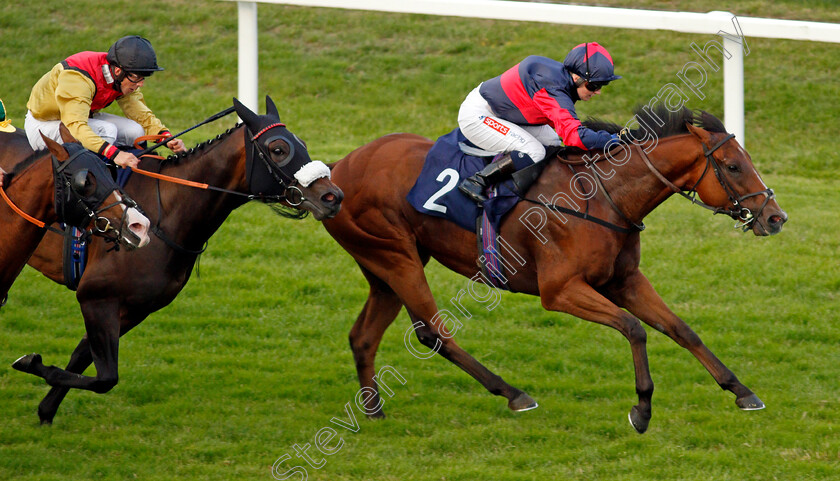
[636,133,774,231]
[521,147,646,235]
[0,185,53,229]
[524,132,773,234]
[124,111,308,254]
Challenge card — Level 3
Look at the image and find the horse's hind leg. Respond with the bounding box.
[607,270,763,410]
[36,337,92,425]
[353,247,535,413]
[349,264,406,418]
[387,267,536,412]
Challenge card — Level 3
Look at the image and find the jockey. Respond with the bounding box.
[0,99,15,133]
[458,42,621,203]
[24,35,186,170]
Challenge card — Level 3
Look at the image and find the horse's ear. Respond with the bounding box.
[40,132,69,161]
[265,95,279,119]
[58,123,79,144]
[686,122,711,144]
[233,97,259,127]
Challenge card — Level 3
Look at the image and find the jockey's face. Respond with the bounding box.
[572,74,601,101]
[114,67,145,95]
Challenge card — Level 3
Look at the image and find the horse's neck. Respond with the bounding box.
[608,136,701,222]
[149,129,248,244]
[159,130,246,190]
[3,158,56,224]
[0,160,53,293]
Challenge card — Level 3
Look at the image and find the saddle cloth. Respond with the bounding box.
[406,128,520,233]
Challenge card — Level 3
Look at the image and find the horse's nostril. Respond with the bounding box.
[322,193,336,205]
[129,222,148,238]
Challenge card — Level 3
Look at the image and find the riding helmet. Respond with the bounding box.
[563,42,621,84]
[106,35,164,75]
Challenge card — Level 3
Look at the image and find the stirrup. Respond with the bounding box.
[459,177,488,204]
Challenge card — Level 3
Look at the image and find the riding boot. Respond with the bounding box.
[458,154,517,204]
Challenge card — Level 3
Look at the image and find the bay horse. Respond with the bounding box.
[1,125,149,303]
[1,96,343,424]
[322,106,787,433]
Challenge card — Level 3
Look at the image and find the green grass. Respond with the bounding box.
[1,1,839,480]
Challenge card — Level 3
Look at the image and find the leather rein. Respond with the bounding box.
[635,133,774,231]
[528,133,774,234]
[127,109,309,255]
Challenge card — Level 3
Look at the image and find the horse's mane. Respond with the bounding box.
[580,104,728,143]
[5,149,44,179]
[155,122,308,219]
[161,123,242,166]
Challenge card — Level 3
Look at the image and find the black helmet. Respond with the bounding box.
[106,36,164,75]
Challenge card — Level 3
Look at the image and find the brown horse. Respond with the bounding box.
[1,125,149,303]
[322,106,786,433]
[2,96,343,424]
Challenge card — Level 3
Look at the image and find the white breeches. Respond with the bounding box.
[457,85,562,162]
[25,111,145,152]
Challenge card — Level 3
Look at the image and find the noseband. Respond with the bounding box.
[637,133,775,231]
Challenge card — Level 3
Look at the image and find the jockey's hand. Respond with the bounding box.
[114,150,140,169]
[618,127,633,142]
[0,167,5,187]
[166,138,186,153]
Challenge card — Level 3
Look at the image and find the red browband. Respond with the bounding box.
[251,123,286,140]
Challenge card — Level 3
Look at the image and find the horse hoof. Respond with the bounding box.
[11,353,41,374]
[508,392,539,412]
[736,393,765,411]
[628,406,650,434]
[38,405,56,425]
[366,409,386,420]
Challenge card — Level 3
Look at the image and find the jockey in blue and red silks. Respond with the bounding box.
[458,42,622,204]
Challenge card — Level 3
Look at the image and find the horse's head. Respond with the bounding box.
[233,96,343,220]
[685,122,787,236]
[43,128,150,249]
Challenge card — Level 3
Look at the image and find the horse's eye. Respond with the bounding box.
[271,142,290,159]
[727,164,741,173]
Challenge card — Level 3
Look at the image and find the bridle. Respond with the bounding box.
[0,145,140,245]
[636,133,775,231]
[525,132,773,235]
[128,117,319,254]
[135,108,315,207]
[244,122,308,206]
[52,146,140,244]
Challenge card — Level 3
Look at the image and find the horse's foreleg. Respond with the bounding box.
[606,271,763,410]
[349,267,405,418]
[13,299,120,394]
[36,337,93,425]
[542,278,654,433]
